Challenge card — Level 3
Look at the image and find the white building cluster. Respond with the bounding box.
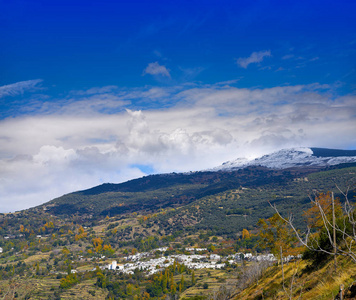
[104,253,226,276]
[93,249,304,278]
[185,247,207,252]
[102,248,283,275]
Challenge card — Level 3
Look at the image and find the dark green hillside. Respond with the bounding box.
[41,166,323,217]
[38,164,356,239]
[143,165,356,236]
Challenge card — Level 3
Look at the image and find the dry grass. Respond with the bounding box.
[179,269,230,299]
[60,279,107,300]
[0,277,58,300]
[0,276,108,300]
[23,252,50,264]
[234,255,356,300]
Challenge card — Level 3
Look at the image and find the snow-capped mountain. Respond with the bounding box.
[213,147,356,171]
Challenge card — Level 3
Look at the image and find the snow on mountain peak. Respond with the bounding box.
[213,147,356,171]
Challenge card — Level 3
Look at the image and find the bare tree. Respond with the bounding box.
[235,260,273,292]
[270,185,356,264]
[283,259,304,300]
[208,285,233,300]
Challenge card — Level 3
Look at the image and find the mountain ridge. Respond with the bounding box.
[69,147,356,197]
[214,147,356,171]
[37,147,356,219]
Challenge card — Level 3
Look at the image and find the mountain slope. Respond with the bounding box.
[37,148,356,235]
[43,166,314,217]
[151,165,356,236]
[235,253,356,299]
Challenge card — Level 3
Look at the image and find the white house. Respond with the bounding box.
[108,260,117,270]
[210,254,221,261]
[244,253,253,260]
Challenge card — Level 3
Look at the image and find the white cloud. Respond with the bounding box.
[143,62,171,78]
[33,145,77,165]
[0,82,355,212]
[237,50,271,68]
[0,79,43,98]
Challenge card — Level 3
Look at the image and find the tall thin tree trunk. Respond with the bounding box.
[332,192,337,272]
[281,246,285,291]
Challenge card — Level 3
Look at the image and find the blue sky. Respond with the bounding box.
[2,0,355,94]
[0,0,355,212]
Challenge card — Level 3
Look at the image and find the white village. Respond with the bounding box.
[95,247,286,276]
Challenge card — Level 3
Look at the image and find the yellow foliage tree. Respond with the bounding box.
[92,237,104,252]
[258,213,301,259]
[78,226,85,234]
[62,247,70,256]
[242,228,251,239]
[75,226,87,241]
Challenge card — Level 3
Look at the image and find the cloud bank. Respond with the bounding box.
[0,81,355,212]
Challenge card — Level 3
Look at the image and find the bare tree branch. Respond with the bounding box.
[269,185,356,263]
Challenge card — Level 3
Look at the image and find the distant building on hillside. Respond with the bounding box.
[210,254,221,261]
[109,261,117,270]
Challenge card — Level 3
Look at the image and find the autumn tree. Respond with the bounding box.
[258,213,300,260]
[242,228,251,239]
[303,192,343,229]
[92,237,103,253]
[61,247,70,256]
[75,225,87,241]
[169,272,176,294]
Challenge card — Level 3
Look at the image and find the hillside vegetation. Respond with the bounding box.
[0,164,355,299]
[235,254,356,299]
